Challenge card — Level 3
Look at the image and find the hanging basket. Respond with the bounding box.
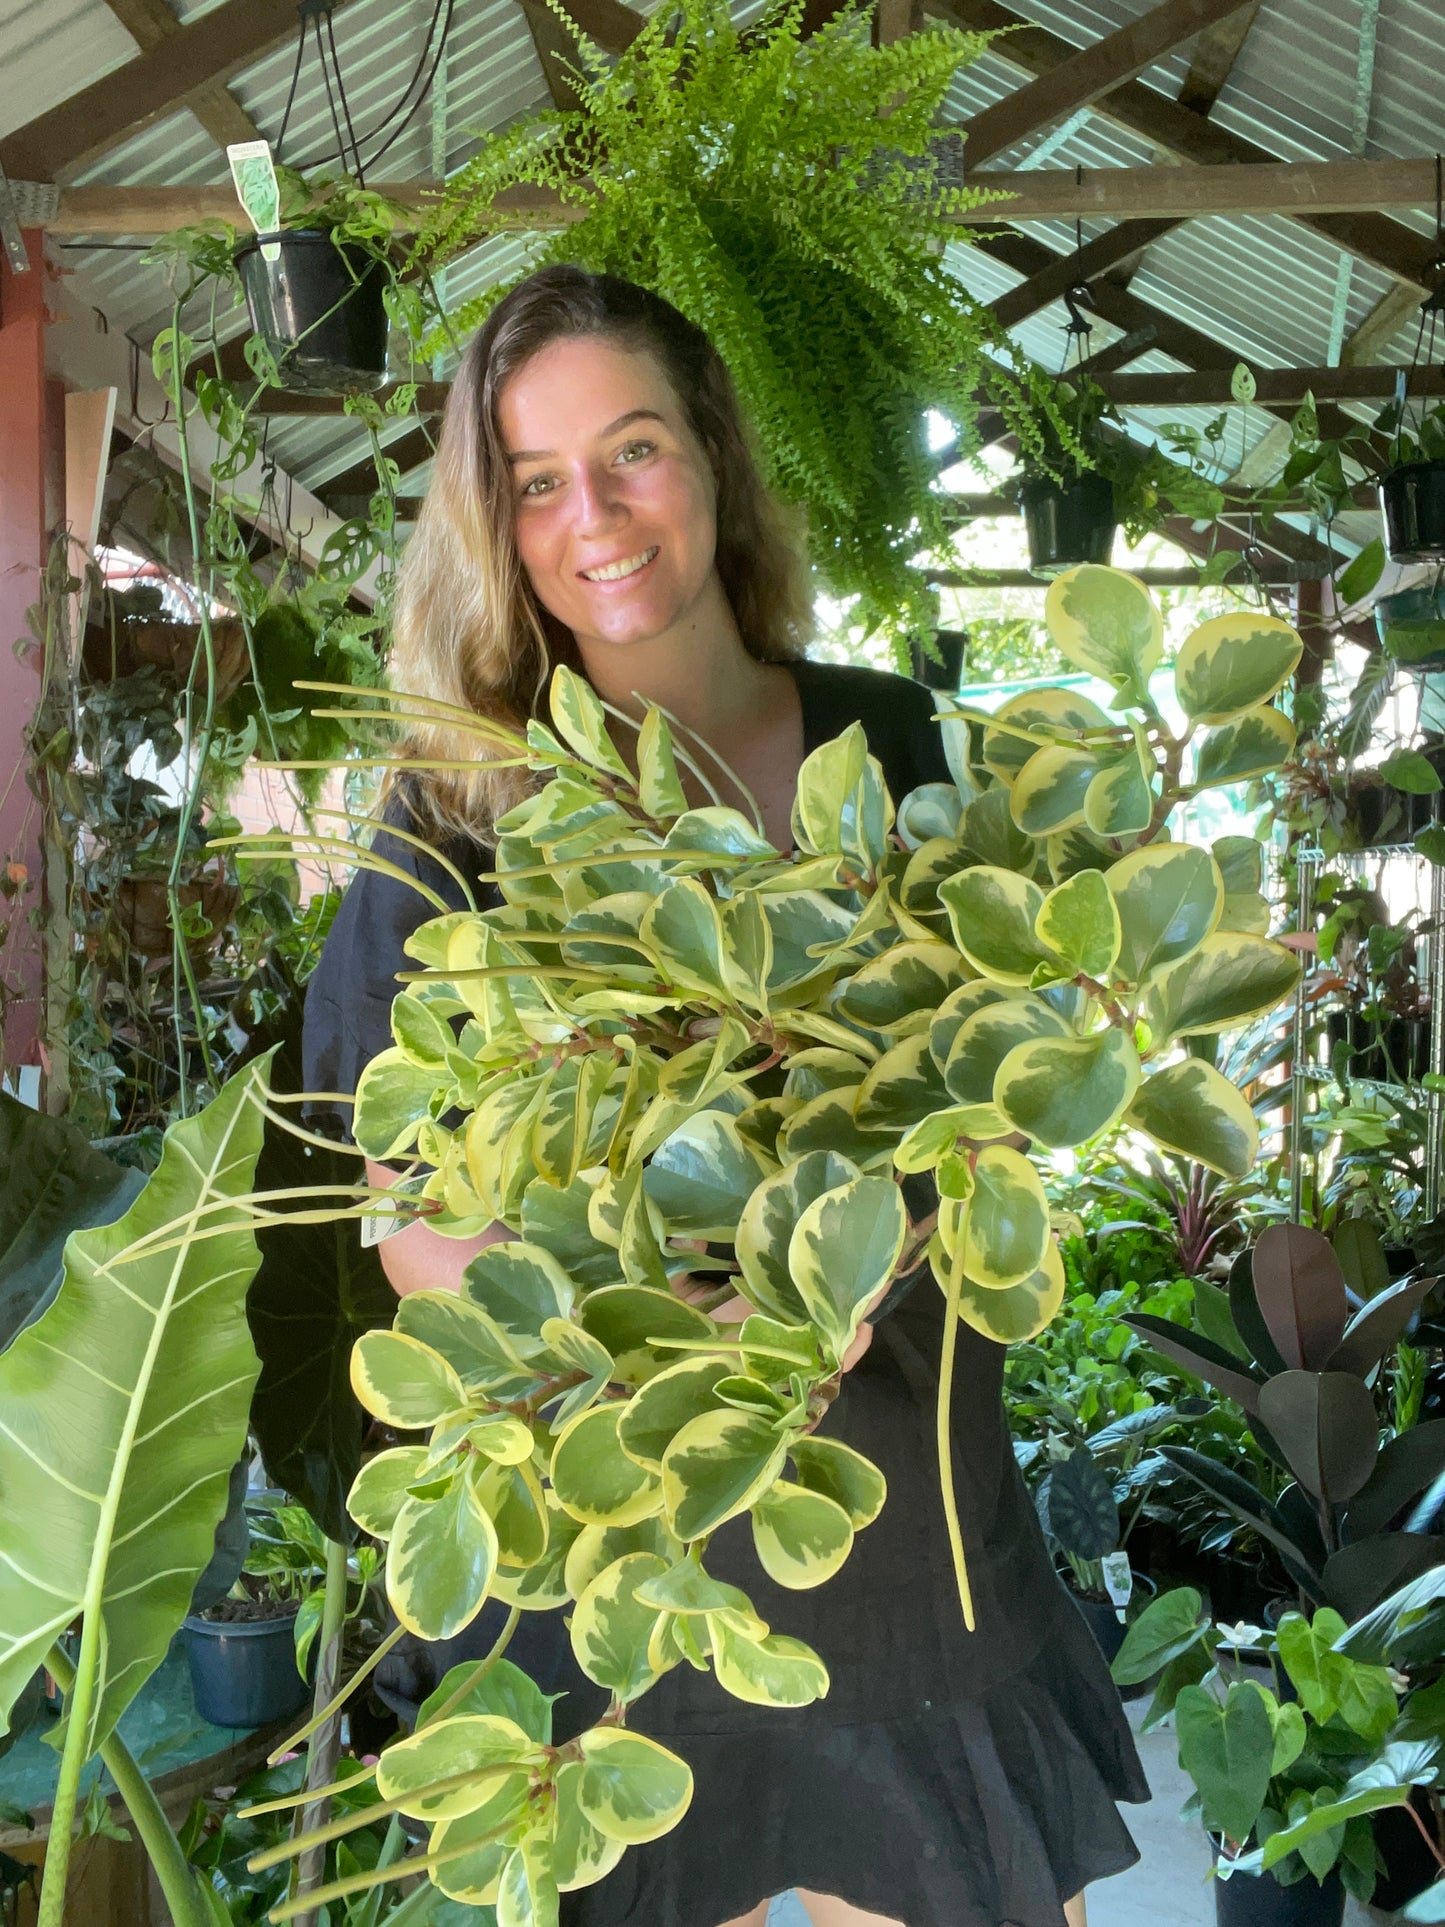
[83,616,249,704]
[1380,459,1445,565]
[100,871,242,962]
[235,228,390,396]
[1021,472,1118,577]
[1375,582,1445,671]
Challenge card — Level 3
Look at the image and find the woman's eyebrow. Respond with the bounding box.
[506,408,666,464]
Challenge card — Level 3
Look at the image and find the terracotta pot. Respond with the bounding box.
[106,872,241,960]
[84,616,249,704]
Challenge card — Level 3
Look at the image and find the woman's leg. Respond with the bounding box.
[795,1892,905,1926]
[1064,1891,1088,1926]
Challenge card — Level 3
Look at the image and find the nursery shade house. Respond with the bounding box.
[9,1,1445,1926]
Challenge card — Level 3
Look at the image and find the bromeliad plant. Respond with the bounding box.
[205,564,1315,1919]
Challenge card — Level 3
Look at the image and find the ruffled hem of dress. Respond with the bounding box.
[559,1627,1150,1927]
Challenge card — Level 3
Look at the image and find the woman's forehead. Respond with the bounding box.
[498,335,682,449]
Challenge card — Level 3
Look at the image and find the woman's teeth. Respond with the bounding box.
[581,547,658,582]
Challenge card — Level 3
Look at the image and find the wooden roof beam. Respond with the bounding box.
[100,0,266,155]
[933,0,1435,290]
[0,0,355,182]
[960,0,1259,171]
[1175,0,1263,116]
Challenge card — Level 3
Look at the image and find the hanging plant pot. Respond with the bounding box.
[1376,582,1445,670]
[83,616,249,703]
[1210,1854,1344,1927]
[910,629,967,692]
[1381,460,1445,564]
[182,1600,308,1728]
[102,871,241,962]
[1325,1009,1433,1082]
[1342,773,1440,851]
[1021,471,1117,577]
[235,228,390,396]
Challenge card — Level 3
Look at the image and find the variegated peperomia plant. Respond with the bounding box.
[250,566,1310,1920]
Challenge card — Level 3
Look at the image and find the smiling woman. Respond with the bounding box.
[301,265,1148,1927]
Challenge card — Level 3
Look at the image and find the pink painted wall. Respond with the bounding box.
[0,233,54,1076]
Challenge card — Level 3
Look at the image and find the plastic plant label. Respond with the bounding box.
[361,1208,408,1249]
[1101,1551,1133,1623]
[227,141,281,261]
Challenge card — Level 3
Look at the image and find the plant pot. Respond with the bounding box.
[1066,1570,1157,1698]
[83,616,249,703]
[1211,1855,1344,1927]
[1381,459,1445,565]
[1343,774,1440,851]
[182,1607,308,1728]
[235,228,390,396]
[1022,472,1118,577]
[910,629,967,692]
[103,871,241,961]
[1325,1009,1433,1082]
[1376,583,1445,671]
[1371,1787,1441,1912]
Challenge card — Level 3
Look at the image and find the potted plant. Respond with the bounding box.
[1379,400,1445,565]
[1111,1586,1439,1924]
[1033,1434,1165,1687]
[1316,879,1434,1083]
[1128,1224,1445,1622]
[1009,375,1224,577]
[231,167,407,396]
[84,581,249,703]
[182,1492,375,1729]
[1377,581,1445,672]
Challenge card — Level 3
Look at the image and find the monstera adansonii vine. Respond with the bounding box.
[244,567,1308,1921]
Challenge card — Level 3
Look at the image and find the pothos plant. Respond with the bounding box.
[194,565,1313,1921]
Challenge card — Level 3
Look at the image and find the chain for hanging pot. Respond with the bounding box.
[1057,169,1096,381]
[274,0,456,185]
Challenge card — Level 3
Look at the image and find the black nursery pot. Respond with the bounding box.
[1381,459,1445,564]
[910,630,967,692]
[182,1612,309,1728]
[1022,471,1118,577]
[1211,1863,1344,1927]
[1066,1572,1157,1699]
[234,228,390,396]
[1324,1009,1433,1082]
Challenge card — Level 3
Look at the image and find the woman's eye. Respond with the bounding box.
[520,473,556,498]
[617,440,655,464]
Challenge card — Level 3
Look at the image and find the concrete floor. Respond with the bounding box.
[763,1696,1410,1927]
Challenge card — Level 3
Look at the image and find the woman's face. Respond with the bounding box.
[497,334,721,654]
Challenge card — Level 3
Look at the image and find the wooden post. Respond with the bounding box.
[0,231,59,1096]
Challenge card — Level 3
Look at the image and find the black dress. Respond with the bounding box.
[303,658,1150,1927]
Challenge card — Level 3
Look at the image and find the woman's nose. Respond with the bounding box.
[568,462,627,536]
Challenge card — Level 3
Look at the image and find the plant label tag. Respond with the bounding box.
[361,1209,407,1249]
[1101,1551,1133,1623]
[227,141,281,261]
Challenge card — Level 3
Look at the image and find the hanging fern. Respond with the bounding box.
[410,0,1060,656]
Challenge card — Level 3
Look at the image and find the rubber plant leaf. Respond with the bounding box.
[0,1060,269,1753]
[1156,1446,1324,1602]
[1255,1371,1379,1506]
[1251,1223,1348,1372]
[1326,1274,1436,1380]
[1123,1314,1264,1414]
[1341,1421,1445,1543]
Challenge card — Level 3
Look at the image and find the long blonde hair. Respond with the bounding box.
[389,264,814,840]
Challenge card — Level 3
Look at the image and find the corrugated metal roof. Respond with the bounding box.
[15,0,1445,567]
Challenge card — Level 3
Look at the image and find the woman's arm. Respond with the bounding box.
[365,1159,514,1298]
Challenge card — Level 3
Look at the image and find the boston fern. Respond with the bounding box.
[410,0,1061,653]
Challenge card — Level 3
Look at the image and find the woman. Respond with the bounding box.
[304,265,1149,1927]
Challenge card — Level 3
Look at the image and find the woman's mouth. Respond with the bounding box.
[579,546,659,584]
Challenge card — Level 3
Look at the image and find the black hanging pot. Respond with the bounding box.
[1022,471,1118,577]
[1381,459,1445,564]
[234,228,390,396]
[1211,1860,1345,1927]
[910,629,967,692]
[1325,1009,1433,1082]
[1376,582,1445,671]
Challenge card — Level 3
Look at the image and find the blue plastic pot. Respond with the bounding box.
[1375,582,1445,671]
[182,1611,308,1729]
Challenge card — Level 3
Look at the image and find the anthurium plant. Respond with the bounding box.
[189,564,1311,1920]
[1127,1223,1445,1622]
[1111,1585,1439,1901]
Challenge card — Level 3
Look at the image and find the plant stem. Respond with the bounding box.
[268,1623,407,1766]
[289,1536,351,1925]
[43,1643,213,1927]
[937,1238,976,1632]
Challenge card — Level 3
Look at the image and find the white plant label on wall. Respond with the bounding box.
[1101,1551,1133,1624]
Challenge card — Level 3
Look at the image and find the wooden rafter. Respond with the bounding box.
[934,0,1435,291]
[961,0,1256,172]
[989,218,1181,331]
[100,0,265,153]
[44,158,1445,236]
[1175,0,1263,116]
[0,0,355,182]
